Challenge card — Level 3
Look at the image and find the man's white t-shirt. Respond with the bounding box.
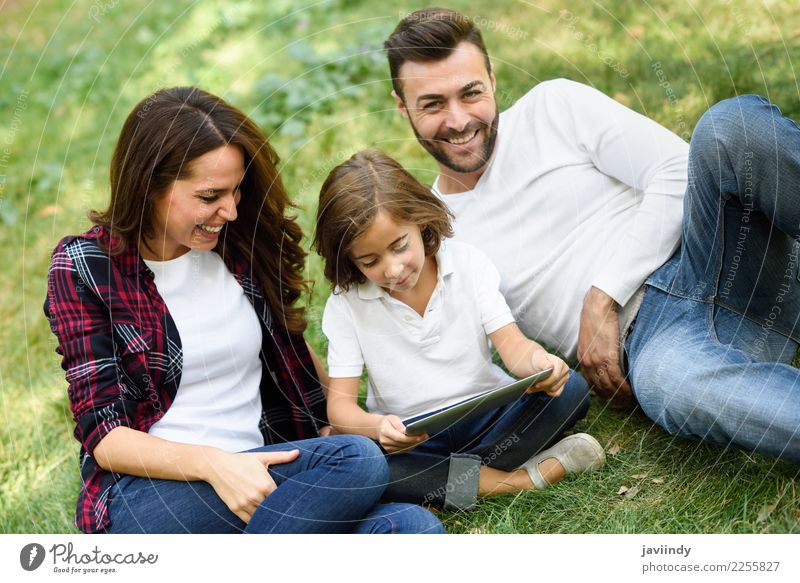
[322,241,515,420]
[432,78,689,359]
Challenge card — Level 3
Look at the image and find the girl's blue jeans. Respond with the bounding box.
[382,371,590,510]
[627,95,800,462]
[105,435,443,533]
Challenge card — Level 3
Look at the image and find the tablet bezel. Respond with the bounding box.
[402,368,555,437]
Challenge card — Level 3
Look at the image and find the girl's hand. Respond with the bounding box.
[527,350,570,397]
[378,415,427,454]
[204,449,300,524]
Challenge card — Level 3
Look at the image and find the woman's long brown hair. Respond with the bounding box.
[90,86,309,334]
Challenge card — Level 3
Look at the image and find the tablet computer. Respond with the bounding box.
[402,368,554,436]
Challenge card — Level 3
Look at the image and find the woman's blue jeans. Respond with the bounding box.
[627,95,800,462]
[382,371,590,510]
[105,435,443,533]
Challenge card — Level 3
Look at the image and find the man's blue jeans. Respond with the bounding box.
[105,435,443,533]
[627,95,800,462]
[383,371,590,510]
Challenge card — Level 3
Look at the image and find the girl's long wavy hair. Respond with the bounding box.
[90,86,309,334]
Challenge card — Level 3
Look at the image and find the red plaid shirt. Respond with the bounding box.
[44,226,327,533]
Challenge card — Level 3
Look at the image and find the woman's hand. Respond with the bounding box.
[377,415,427,454]
[204,448,300,524]
[527,350,570,397]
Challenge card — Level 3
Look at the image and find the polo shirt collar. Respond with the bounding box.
[355,240,455,301]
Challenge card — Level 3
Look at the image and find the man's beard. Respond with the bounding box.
[410,108,499,174]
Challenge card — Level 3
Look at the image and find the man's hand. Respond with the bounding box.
[577,287,632,400]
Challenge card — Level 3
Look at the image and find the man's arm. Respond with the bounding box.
[552,80,688,398]
[555,79,688,307]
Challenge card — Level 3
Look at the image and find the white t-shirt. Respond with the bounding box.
[145,250,264,452]
[433,78,689,359]
[322,241,516,420]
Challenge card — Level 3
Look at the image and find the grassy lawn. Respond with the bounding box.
[2,0,798,533]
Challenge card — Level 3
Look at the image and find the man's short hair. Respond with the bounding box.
[384,7,491,100]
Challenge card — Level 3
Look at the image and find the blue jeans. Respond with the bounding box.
[105,435,443,533]
[627,95,800,462]
[382,371,590,510]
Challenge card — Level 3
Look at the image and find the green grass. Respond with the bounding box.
[2,0,799,533]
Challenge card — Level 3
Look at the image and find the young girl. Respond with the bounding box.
[315,149,605,510]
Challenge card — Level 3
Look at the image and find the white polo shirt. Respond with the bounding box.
[322,240,516,419]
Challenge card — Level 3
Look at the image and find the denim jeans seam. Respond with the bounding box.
[705,299,726,349]
[706,303,786,364]
[382,513,398,534]
[713,297,800,344]
[645,281,715,304]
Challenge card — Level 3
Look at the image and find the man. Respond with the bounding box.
[384,7,800,462]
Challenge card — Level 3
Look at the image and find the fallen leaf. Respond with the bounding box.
[624,486,640,499]
[631,474,647,480]
[651,478,665,485]
[608,443,621,456]
[757,504,778,523]
[617,486,629,495]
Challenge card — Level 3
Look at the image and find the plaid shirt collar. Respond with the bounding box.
[84,225,248,278]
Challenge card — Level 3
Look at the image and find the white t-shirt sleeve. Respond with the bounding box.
[546,79,688,307]
[321,292,364,378]
[467,245,516,334]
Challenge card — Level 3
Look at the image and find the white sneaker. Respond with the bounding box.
[521,433,606,490]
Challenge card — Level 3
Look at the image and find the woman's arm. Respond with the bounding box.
[327,377,426,453]
[489,323,570,397]
[93,426,299,524]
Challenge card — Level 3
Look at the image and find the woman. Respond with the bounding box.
[44,86,442,534]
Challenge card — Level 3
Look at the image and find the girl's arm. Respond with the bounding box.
[305,341,335,435]
[306,341,330,397]
[489,323,570,397]
[327,377,426,453]
[93,426,299,524]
